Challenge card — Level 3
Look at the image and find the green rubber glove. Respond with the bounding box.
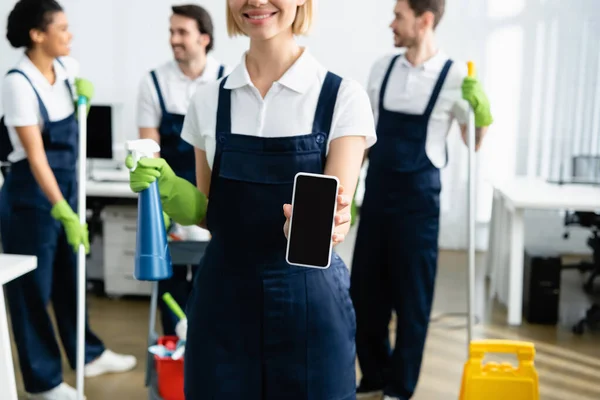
[350,194,358,227]
[74,77,93,115]
[50,199,90,254]
[125,155,208,226]
[462,77,493,128]
[163,211,172,232]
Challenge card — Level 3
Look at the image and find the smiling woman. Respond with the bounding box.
[125,0,377,398]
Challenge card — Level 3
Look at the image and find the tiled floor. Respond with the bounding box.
[8,223,600,399]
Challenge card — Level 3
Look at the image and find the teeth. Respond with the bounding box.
[248,14,271,20]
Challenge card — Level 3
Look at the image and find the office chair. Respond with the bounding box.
[559,155,600,334]
[562,211,600,334]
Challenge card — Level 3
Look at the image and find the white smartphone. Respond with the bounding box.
[286,172,339,269]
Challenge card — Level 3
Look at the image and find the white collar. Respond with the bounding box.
[17,52,69,88]
[398,48,449,72]
[224,48,319,94]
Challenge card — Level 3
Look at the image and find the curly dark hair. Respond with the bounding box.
[6,0,64,49]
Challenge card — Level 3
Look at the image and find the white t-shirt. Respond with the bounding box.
[137,56,232,128]
[367,49,470,168]
[1,53,78,163]
[181,49,377,170]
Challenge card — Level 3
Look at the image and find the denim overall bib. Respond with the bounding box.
[151,65,226,335]
[150,65,225,184]
[183,72,357,400]
[0,66,105,394]
[350,54,453,399]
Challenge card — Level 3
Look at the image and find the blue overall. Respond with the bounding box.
[350,55,453,399]
[0,68,105,394]
[150,65,225,335]
[183,73,357,399]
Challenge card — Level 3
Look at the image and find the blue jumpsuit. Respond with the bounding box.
[0,67,105,394]
[350,55,453,399]
[183,72,357,399]
[149,65,225,335]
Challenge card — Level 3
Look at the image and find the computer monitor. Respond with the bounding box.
[86,105,113,160]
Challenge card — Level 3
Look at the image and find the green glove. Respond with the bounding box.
[74,77,93,115]
[51,199,90,254]
[125,155,208,226]
[462,77,493,128]
[350,195,358,227]
[163,211,172,232]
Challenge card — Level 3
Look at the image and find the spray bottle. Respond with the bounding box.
[126,139,173,281]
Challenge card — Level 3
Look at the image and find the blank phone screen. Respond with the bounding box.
[287,174,338,268]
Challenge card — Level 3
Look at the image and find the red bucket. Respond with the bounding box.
[154,336,184,400]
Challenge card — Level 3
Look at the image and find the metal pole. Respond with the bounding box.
[466,61,477,350]
[76,96,88,400]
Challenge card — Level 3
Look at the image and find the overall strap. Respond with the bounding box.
[423,59,453,118]
[378,54,402,112]
[217,65,225,79]
[6,69,50,125]
[312,72,342,137]
[150,70,168,115]
[215,77,231,134]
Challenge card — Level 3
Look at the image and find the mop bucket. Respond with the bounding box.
[459,340,539,400]
[154,336,185,400]
[461,62,539,399]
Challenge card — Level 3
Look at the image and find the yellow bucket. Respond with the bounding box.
[459,340,539,400]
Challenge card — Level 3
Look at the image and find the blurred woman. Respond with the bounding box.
[1,1,136,398]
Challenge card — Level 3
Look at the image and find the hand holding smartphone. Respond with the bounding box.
[285,172,341,269]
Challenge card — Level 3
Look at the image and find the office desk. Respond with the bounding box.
[0,255,37,400]
[486,177,600,326]
[86,179,136,199]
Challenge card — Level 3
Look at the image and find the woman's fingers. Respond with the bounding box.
[332,232,345,244]
[337,194,350,208]
[335,212,351,226]
[283,204,292,219]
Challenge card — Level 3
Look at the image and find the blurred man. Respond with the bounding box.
[136,4,230,336]
[351,1,493,399]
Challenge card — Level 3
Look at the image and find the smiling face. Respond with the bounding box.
[170,13,209,63]
[31,11,72,57]
[227,0,307,41]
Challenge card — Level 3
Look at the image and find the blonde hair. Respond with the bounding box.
[227,1,314,37]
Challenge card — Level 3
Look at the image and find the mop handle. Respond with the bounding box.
[162,292,187,320]
[76,95,88,400]
[466,61,477,349]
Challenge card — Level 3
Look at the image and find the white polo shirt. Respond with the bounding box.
[367,49,470,168]
[181,49,377,169]
[137,55,232,128]
[1,53,78,163]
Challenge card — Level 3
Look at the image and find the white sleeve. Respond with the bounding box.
[223,64,235,77]
[366,56,392,127]
[137,74,161,128]
[2,73,40,127]
[328,79,377,149]
[180,92,205,150]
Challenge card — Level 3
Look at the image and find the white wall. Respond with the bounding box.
[1,0,598,254]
